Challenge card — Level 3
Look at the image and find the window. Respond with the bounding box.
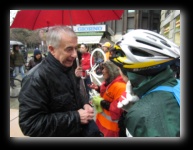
[142,18,148,29]
[115,19,122,34]
[127,18,134,29]
[153,18,160,32]
[154,10,161,14]
[128,10,135,13]
[174,32,180,46]
[163,23,170,38]
[165,10,171,18]
[142,10,148,13]
[174,16,180,46]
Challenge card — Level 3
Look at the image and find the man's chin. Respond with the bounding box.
[65,62,73,67]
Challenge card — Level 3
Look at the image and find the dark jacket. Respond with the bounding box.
[10,53,15,68]
[10,49,25,66]
[18,52,88,137]
[27,55,44,70]
[124,66,180,137]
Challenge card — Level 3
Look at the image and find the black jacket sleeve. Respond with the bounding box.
[100,100,111,110]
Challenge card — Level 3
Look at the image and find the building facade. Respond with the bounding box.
[74,10,162,46]
[160,10,180,46]
[74,10,181,48]
[105,10,161,42]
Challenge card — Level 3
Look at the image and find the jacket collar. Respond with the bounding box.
[128,66,175,97]
[46,52,71,72]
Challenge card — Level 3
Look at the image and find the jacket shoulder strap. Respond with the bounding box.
[143,79,180,106]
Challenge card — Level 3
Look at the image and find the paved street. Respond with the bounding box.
[10,74,27,137]
[10,99,26,137]
[10,55,32,137]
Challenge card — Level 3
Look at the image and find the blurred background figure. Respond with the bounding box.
[102,42,111,61]
[10,49,16,86]
[79,43,94,102]
[10,44,26,79]
[27,49,44,71]
[170,58,180,79]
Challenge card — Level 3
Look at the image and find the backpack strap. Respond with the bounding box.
[143,79,180,106]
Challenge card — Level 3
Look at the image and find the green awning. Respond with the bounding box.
[76,32,103,36]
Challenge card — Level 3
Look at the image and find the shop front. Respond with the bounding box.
[73,25,114,51]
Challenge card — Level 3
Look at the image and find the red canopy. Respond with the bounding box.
[10,10,124,30]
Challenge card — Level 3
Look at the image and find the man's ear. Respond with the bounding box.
[48,45,54,55]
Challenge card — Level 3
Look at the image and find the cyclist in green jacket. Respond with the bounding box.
[110,29,180,137]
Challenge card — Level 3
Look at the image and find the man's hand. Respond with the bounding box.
[75,66,82,77]
[78,107,94,124]
[83,104,94,113]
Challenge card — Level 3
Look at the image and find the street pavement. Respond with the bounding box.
[10,73,27,137]
[10,55,32,137]
[10,91,27,137]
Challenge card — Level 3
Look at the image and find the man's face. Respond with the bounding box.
[49,34,78,67]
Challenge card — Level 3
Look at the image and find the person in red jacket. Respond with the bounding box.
[79,43,94,102]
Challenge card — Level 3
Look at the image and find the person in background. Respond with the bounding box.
[20,47,28,62]
[93,43,103,63]
[27,49,44,70]
[88,60,126,137]
[170,58,180,79]
[10,44,25,79]
[110,29,180,137]
[73,50,90,104]
[10,49,16,86]
[18,26,102,137]
[102,42,111,61]
[79,43,94,102]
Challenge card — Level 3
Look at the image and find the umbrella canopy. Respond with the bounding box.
[10,40,23,45]
[10,10,124,30]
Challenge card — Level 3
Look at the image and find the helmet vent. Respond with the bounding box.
[160,40,171,48]
[136,40,162,50]
[130,47,153,57]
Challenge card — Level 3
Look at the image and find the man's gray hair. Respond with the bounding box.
[46,26,77,48]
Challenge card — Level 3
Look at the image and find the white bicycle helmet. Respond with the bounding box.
[110,29,180,75]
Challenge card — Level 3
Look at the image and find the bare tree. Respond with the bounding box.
[10,29,41,49]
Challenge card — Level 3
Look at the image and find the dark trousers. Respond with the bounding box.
[84,75,92,101]
[10,70,15,86]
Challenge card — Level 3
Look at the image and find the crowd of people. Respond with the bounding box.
[10,46,44,79]
[12,25,180,137]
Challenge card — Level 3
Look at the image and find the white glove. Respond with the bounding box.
[117,81,139,111]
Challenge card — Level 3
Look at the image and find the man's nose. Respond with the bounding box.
[71,49,77,57]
